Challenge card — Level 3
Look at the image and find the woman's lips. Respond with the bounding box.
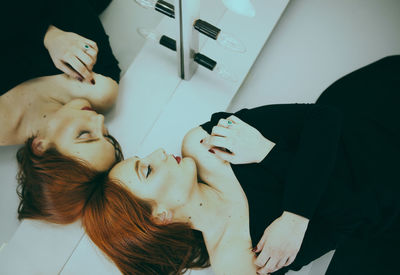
[81,106,93,111]
[173,155,181,164]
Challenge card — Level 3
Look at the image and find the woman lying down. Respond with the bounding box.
[17,56,400,275]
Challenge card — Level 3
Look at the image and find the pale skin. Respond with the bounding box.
[44,25,98,84]
[109,117,309,274]
[0,21,117,171]
[203,116,310,274]
[0,73,119,171]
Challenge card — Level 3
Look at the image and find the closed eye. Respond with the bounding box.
[146,165,152,178]
[77,130,91,139]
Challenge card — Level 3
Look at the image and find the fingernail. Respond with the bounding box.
[91,79,95,85]
[200,139,203,143]
[252,247,257,252]
[208,149,215,154]
[77,77,83,82]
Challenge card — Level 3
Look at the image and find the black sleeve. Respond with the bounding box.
[0,0,120,91]
[1,1,51,50]
[200,104,342,219]
[49,0,121,82]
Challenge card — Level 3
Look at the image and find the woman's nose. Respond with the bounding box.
[93,114,104,127]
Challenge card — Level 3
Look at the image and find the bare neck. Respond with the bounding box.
[1,76,67,145]
[173,182,230,242]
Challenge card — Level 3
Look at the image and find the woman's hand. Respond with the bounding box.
[202,115,275,164]
[254,212,309,274]
[44,25,98,84]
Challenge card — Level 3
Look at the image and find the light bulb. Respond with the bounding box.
[193,19,246,53]
[217,32,246,53]
[134,0,157,9]
[137,28,177,51]
[222,0,256,17]
[138,30,237,82]
[214,63,238,82]
[137,28,162,43]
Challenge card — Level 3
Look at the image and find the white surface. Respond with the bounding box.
[0,220,83,275]
[99,0,163,76]
[0,145,20,246]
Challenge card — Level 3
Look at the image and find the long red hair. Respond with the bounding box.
[17,136,209,274]
[83,176,209,274]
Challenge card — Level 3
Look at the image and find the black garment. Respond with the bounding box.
[200,56,400,274]
[0,0,120,95]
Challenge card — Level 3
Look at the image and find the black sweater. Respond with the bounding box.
[200,56,400,247]
[0,0,120,95]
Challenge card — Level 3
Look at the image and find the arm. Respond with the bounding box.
[200,104,342,219]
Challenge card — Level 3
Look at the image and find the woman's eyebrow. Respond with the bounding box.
[76,138,100,144]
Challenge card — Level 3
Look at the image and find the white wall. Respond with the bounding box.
[229,0,400,111]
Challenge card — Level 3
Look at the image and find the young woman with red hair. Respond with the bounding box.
[1,0,121,172]
[17,56,400,275]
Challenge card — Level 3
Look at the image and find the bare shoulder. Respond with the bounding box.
[182,126,209,155]
[0,91,20,145]
[182,126,237,191]
[182,127,227,172]
[59,73,119,112]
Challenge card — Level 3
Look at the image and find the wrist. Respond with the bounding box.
[44,25,62,49]
[256,136,275,163]
[282,211,309,227]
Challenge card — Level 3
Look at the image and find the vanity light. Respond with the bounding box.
[137,28,238,82]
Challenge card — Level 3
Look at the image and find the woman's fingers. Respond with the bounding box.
[57,60,83,81]
[217,118,235,128]
[212,148,234,162]
[204,135,232,151]
[255,245,270,267]
[285,255,296,267]
[258,257,279,275]
[275,257,289,272]
[76,50,95,70]
[227,115,243,124]
[83,39,98,51]
[66,56,93,83]
[211,125,230,137]
[84,47,97,62]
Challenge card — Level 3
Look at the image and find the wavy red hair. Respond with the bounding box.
[83,177,209,274]
[17,136,209,274]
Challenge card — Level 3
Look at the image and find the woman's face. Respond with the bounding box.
[109,149,197,213]
[42,99,116,171]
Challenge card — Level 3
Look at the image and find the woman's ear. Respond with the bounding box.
[153,206,173,225]
[31,137,50,156]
